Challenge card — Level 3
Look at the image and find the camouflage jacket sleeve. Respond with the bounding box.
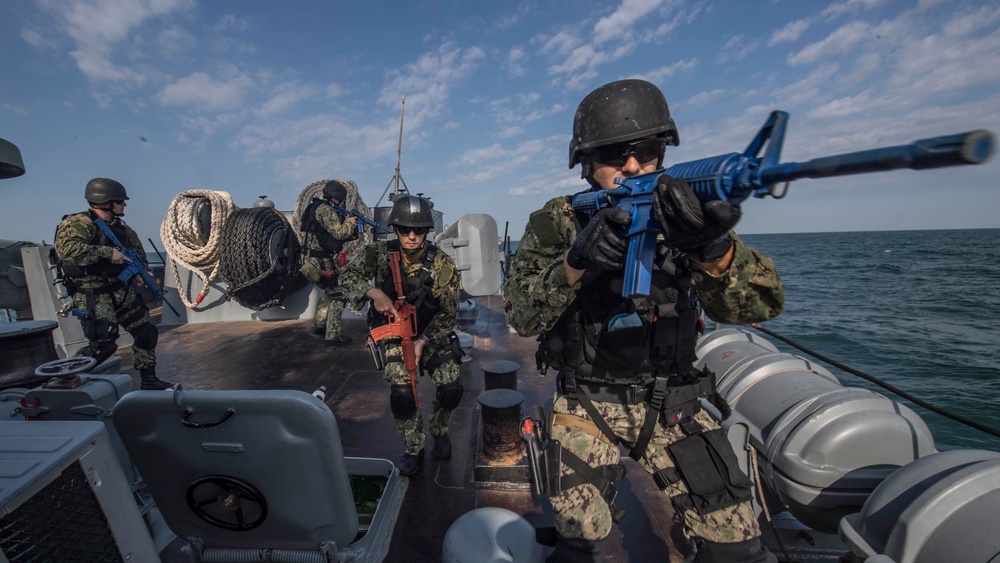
[421,251,461,344]
[503,197,580,337]
[315,204,357,241]
[54,212,114,266]
[121,221,148,265]
[339,240,385,309]
[692,233,784,324]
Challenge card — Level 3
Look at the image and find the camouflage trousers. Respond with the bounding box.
[384,340,460,455]
[311,258,346,341]
[71,282,155,370]
[548,393,761,544]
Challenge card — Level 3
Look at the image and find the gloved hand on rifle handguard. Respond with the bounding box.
[652,174,741,262]
[566,208,631,271]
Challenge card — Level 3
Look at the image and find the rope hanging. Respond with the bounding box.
[217,207,305,311]
[160,190,236,308]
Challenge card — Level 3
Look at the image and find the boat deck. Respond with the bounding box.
[134,294,684,562]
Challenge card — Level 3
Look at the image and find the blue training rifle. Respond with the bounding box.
[571,110,996,298]
[93,219,182,317]
[332,205,391,235]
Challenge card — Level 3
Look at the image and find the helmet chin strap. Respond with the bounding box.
[401,241,425,256]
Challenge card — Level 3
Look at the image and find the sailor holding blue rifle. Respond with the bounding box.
[299,180,360,346]
[505,79,784,563]
[53,177,173,390]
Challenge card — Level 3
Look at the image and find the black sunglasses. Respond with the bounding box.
[110,199,126,205]
[592,139,665,167]
[395,226,429,236]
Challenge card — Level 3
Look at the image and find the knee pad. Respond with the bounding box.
[436,380,464,411]
[130,322,158,350]
[389,384,418,419]
[81,316,116,342]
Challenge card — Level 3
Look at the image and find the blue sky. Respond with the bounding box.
[2,0,999,247]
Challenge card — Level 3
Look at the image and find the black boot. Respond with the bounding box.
[139,368,174,390]
[325,335,353,347]
[397,450,423,476]
[547,536,605,563]
[432,433,452,459]
[693,538,776,563]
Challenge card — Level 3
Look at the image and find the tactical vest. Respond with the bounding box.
[368,240,440,335]
[54,211,129,279]
[546,215,700,385]
[302,198,347,256]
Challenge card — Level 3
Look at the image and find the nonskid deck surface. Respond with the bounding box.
[139,294,683,562]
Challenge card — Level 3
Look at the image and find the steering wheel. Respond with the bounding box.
[34,357,97,377]
[186,475,268,531]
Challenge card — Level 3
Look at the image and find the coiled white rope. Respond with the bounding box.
[160,190,236,308]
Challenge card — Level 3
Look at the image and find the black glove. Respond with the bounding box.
[566,208,631,271]
[652,174,740,258]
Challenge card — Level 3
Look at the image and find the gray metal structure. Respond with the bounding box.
[0,421,160,561]
[113,388,406,563]
[696,328,1000,562]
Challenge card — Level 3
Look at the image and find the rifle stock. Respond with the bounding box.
[572,111,996,297]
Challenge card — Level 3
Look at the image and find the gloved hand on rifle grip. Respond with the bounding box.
[652,174,741,255]
[566,208,631,271]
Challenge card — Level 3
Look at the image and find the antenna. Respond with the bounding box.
[395,97,404,195]
[376,97,410,207]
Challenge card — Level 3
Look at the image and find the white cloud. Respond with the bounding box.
[21,28,59,49]
[157,67,254,111]
[593,0,664,45]
[718,34,761,63]
[638,58,699,85]
[788,21,872,65]
[35,0,192,84]
[257,83,316,118]
[685,88,727,107]
[769,19,811,46]
[214,14,251,34]
[822,0,888,20]
[378,41,487,128]
[505,46,527,77]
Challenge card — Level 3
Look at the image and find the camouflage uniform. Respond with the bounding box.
[54,210,157,371]
[340,239,463,454]
[301,200,358,342]
[503,195,783,545]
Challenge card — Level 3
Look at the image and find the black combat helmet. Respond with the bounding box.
[569,79,680,177]
[323,180,348,202]
[387,194,434,228]
[85,177,129,203]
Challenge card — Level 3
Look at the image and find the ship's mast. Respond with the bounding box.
[394,97,404,196]
[378,97,410,206]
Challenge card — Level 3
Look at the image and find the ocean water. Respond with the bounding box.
[741,229,1000,452]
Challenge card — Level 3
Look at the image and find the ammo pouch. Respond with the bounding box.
[659,428,754,516]
[299,260,321,284]
[366,335,387,370]
[659,375,713,427]
[422,331,463,374]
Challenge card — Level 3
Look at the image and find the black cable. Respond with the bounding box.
[752,323,1000,440]
[218,208,304,310]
